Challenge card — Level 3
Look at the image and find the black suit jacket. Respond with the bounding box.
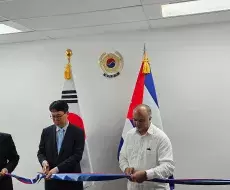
[0,133,19,190]
[37,124,85,190]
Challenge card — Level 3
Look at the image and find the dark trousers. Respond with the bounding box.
[45,179,83,190]
[0,176,13,190]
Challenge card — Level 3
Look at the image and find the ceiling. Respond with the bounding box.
[0,0,230,44]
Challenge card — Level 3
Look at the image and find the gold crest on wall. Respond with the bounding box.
[99,51,124,78]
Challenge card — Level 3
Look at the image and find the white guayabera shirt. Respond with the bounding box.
[119,123,175,190]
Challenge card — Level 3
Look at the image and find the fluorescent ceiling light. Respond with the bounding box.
[162,0,230,17]
[0,24,21,34]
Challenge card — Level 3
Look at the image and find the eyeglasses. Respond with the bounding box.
[50,113,66,119]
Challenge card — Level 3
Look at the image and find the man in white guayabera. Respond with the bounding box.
[119,104,175,190]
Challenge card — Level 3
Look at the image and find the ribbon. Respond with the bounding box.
[7,173,44,184]
[6,173,230,185]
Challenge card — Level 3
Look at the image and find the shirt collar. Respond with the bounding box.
[147,123,155,135]
[135,123,155,135]
[56,121,69,132]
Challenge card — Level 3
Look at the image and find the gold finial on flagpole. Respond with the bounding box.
[64,49,72,80]
[144,43,146,54]
[66,49,72,63]
[142,43,150,74]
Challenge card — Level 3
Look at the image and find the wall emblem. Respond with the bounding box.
[99,51,124,78]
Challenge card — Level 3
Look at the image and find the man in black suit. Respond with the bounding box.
[0,133,20,190]
[37,100,85,190]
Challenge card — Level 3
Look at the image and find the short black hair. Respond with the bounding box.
[49,100,69,113]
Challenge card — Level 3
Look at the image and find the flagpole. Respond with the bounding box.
[142,44,150,74]
[143,43,146,55]
[62,49,94,188]
[65,49,72,80]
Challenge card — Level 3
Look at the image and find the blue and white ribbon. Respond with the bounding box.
[7,173,44,184]
[6,173,230,185]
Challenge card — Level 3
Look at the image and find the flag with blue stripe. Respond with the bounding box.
[117,45,174,190]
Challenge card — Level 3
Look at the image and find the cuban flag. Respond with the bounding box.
[117,45,174,190]
[61,60,94,189]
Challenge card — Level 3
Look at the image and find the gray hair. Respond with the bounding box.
[134,104,152,117]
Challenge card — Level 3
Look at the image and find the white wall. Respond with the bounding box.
[1,22,230,190]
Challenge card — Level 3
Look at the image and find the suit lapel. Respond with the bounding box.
[0,133,3,144]
[0,133,6,144]
[58,124,71,158]
[52,125,58,159]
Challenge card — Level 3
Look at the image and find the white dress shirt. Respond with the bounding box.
[119,123,175,190]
